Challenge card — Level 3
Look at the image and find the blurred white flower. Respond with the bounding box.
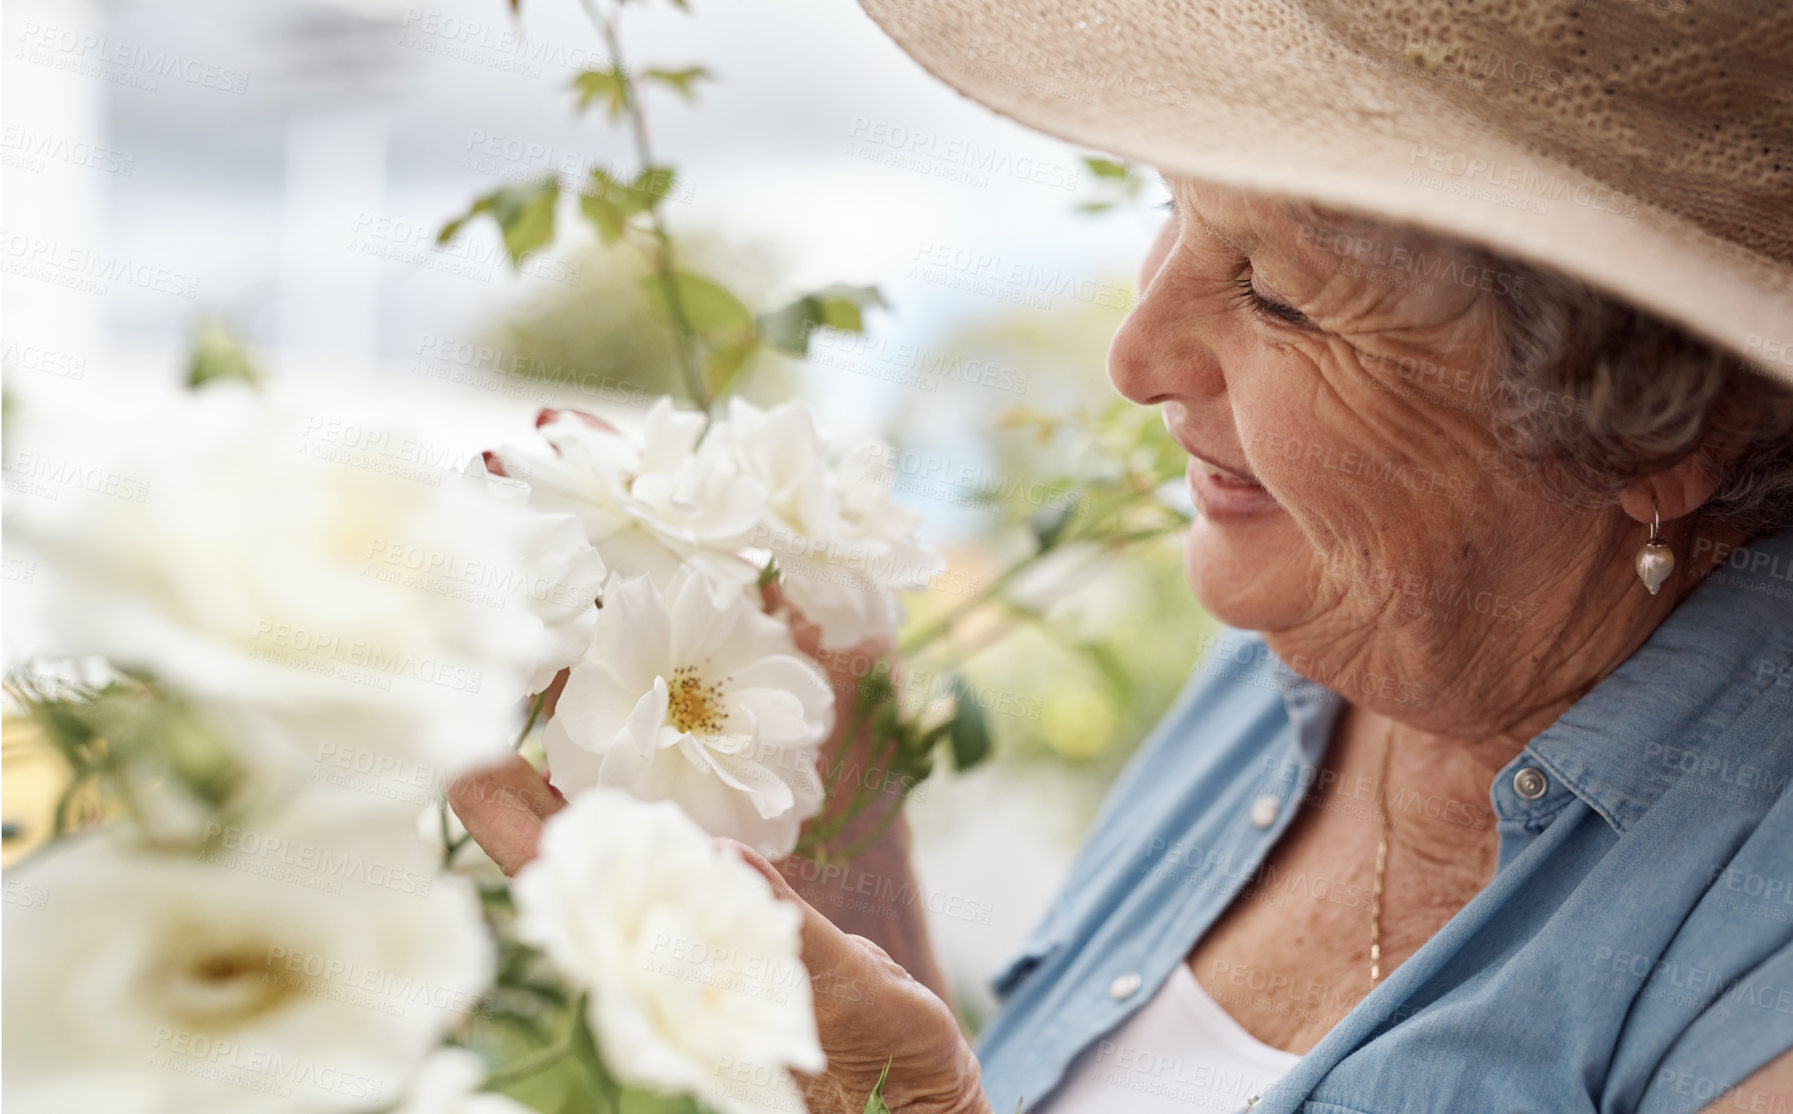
[2,385,601,808]
[489,400,764,590]
[544,567,832,857]
[718,397,941,651]
[390,1048,532,1114]
[2,791,493,1114]
[512,788,824,1114]
[462,456,607,692]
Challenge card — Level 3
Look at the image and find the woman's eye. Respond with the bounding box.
[1232,270,1311,328]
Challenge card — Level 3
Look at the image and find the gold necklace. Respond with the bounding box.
[1369,720,1395,985]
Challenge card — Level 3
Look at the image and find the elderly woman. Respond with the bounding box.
[455,0,1793,1111]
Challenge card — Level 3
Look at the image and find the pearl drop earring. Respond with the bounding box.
[1635,504,1675,596]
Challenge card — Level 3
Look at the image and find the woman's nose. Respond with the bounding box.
[1106,241,1229,407]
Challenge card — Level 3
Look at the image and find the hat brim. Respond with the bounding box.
[857,0,1793,385]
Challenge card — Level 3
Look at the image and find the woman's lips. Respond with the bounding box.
[1185,454,1281,518]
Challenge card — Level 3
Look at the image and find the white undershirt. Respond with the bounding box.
[1034,962,1301,1114]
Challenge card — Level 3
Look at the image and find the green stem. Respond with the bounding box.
[833,789,907,862]
[898,545,1049,658]
[51,771,93,836]
[516,691,548,751]
[578,0,711,415]
[483,996,586,1092]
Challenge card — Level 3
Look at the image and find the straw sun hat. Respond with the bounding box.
[855,0,1793,384]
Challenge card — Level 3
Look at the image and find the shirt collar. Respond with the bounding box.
[1527,525,1793,833]
[1262,526,1793,835]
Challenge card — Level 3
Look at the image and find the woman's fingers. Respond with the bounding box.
[726,839,868,977]
[447,755,565,875]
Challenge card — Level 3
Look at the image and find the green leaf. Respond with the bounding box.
[947,674,993,771]
[863,1058,894,1114]
[439,179,561,265]
[1028,498,1079,550]
[642,66,711,102]
[578,190,627,245]
[491,179,560,263]
[1078,640,1135,705]
[758,284,887,356]
[1082,156,1133,180]
[578,166,677,244]
[186,320,263,390]
[705,334,760,397]
[572,66,630,119]
[437,195,493,248]
[639,271,754,335]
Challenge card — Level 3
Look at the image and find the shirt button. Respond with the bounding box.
[1513,766,1549,800]
[1109,972,1142,1000]
[1249,795,1279,828]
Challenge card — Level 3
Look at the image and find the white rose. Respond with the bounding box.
[3,385,602,809]
[718,397,942,650]
[462,456,607,692]
[490,399,765,591]
[2,791,494,1114]
[544,567,833,857]
[511,788,824,1114]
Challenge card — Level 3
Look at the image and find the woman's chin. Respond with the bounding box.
[1182,516,1309,632]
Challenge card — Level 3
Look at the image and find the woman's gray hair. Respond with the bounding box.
[1486,258,1793,538]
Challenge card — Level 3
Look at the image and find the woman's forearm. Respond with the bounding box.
[778,805,951,1004]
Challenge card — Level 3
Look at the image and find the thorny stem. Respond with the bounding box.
[576,0,712,417]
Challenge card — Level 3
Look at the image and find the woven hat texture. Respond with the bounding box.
[857,0,1793,382]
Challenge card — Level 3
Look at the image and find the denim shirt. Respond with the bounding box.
[975,529,1793,1114]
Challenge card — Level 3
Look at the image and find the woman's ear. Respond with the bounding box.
[1617,456,1721,524]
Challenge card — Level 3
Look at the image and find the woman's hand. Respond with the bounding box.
[730,841,992,1114]
[448,762,988,1114]
[446,754,564,875]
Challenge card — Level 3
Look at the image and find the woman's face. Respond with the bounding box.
[1112,179,1602,697]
